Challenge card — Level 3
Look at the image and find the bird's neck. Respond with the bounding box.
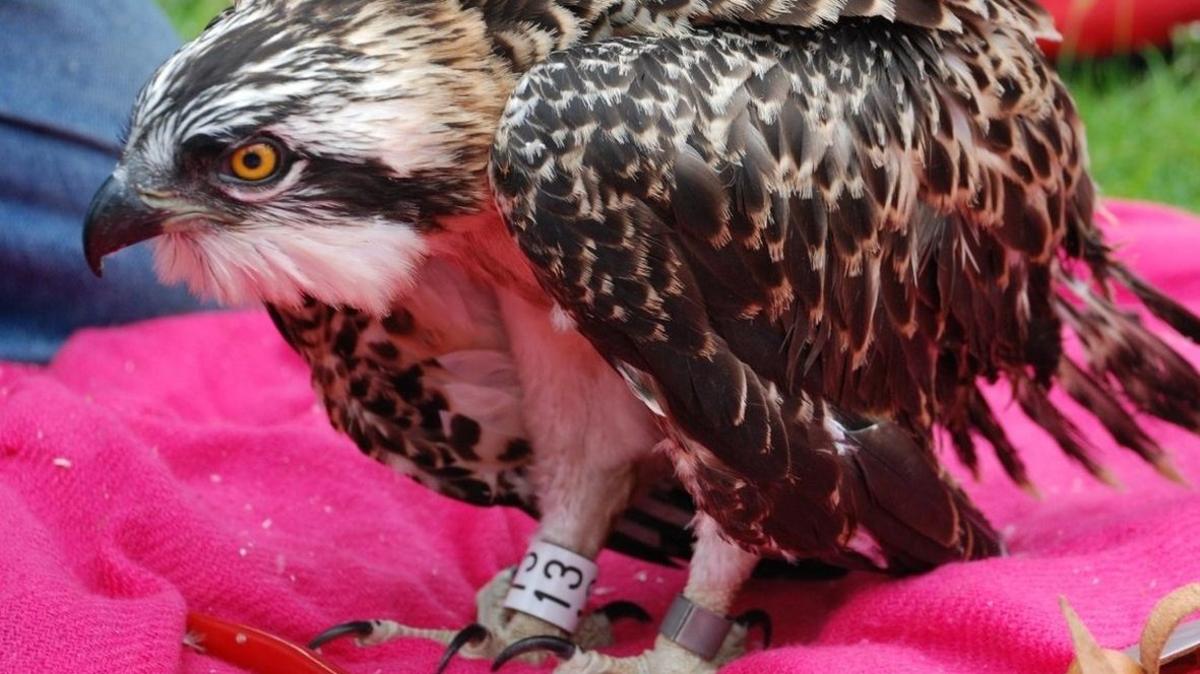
[413,0,613,304]
[432,207,550,306]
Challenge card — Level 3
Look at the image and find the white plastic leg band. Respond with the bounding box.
[502,540,599,633]
[659,594,734,661]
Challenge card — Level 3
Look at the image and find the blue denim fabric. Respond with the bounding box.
[0,0,214,363]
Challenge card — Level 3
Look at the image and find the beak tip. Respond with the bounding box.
[81,173,166,277]
[83,233,106,277]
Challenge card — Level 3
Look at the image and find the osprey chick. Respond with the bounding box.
[84,0,1200,672]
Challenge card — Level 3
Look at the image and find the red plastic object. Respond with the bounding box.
[1037,0,1200,58]
[185,612,355,674]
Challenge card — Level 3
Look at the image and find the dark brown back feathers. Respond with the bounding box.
[493,2,1200,569]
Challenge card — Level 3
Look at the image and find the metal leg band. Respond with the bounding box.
[659,594,733,661]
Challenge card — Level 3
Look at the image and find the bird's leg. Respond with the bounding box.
[474,562,652,656]
[434,293,664,668]
[494,516,766,674]
[462,461,648,667]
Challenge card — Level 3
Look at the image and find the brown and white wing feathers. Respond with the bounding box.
[493,19,1030,568]
[470,0,1058,72]
[492,2,1200,566]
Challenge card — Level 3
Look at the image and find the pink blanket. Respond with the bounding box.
[2,200,1199,674]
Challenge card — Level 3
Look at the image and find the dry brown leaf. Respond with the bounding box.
[1061,596,1142,674]
[1063,583,1200,674]
[1139,584,1200,674]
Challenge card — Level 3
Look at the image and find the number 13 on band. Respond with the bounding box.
[504,540,600,633]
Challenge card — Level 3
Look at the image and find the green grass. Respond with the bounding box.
[158,0,229,38]
[157,1,1199,213]
[1060,38,1200,212]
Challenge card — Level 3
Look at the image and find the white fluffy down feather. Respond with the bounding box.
[153,217,428,315]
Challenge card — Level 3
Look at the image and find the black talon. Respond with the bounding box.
[598,600,652,624]
[434,624,489,674]
[735,609,773,649]
[308,620,376,650]
[491,635,577,671]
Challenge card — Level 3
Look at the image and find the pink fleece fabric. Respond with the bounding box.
[2,200,1198,674]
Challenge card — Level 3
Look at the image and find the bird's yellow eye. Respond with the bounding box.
[228,142,280,182]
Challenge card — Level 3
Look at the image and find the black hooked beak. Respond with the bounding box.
[83,175,169,277]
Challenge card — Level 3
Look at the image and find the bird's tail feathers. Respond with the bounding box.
[837,419,1002,574]
[1037,258,1200,479]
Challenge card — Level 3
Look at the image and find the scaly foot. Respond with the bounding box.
[308,567,649,673]
[492,609,770,674]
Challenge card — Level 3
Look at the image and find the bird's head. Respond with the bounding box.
[83,0,511,315]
